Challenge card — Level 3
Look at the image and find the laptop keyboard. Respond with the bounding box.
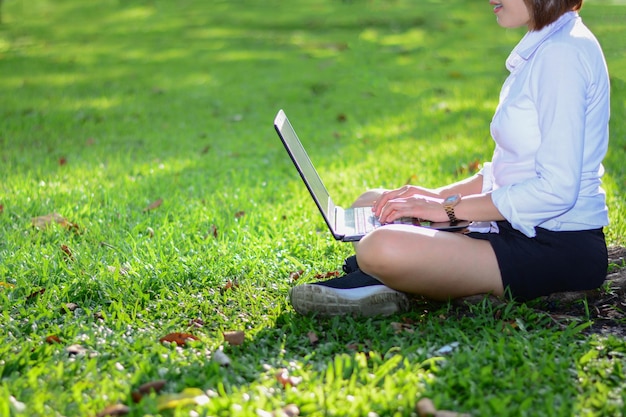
[354,206,380,234]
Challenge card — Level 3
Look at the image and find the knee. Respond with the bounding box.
[355,228,397,277]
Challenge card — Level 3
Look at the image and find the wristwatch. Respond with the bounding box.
[442,194,462,223]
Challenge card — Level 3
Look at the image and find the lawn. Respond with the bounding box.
[1,0,626,416]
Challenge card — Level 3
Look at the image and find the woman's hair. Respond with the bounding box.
[524,0,584,31]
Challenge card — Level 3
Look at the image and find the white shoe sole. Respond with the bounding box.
[289,284,410,317]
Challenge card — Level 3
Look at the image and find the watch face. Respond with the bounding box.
[444,195,459,205]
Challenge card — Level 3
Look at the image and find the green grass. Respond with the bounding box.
[1,0,626,416]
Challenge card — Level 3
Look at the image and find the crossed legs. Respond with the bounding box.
[352,189,504,300]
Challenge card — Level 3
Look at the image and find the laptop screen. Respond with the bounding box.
[274,110,336,225]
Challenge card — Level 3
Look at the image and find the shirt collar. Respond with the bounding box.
[506,11,578,72]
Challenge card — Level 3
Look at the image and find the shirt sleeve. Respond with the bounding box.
[491,42,590,237]
[478,162,493,193]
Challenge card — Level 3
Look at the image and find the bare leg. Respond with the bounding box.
[356,224,504,300]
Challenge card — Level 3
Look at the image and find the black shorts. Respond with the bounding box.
[467,221,608,301]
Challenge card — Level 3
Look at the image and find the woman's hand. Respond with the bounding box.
[373,186,449,224]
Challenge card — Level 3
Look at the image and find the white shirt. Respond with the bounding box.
[481,11,610,238]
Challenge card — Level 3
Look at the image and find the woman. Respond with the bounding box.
[289,0,610,317]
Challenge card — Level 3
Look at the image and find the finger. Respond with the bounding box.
[378,199,408,224]
[373,188,404,215]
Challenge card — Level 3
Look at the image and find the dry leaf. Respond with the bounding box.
[46,335,62,344]
[189,318,204,328]
[60,244,74,261]
[96,404,130,417]
[32,213,79,232]
[26,288,45,300]
[221,279,238,292]
[143,198,163,212]
[416,398,437,417]
[156,388,209,411]
[0,282,15,289]
[0,204,4,214]
[314,271,340,280]
[131,379,167,403]
[234,210,245,219]
[307,331,319,345]
[223,330,245,346]
[275,368,302,388]
[60,302,79,314]
[207,224,218,239]
[159,332,199,346]
[58,156,68,166]
[391,322,414,334]
[289,270,304,281]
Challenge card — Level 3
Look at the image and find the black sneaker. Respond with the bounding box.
[289,270,410,317]
[342,255,359,274]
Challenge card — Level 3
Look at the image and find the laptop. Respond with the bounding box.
[273,109,470,242]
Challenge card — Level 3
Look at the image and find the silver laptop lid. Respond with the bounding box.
[274,109,341,238]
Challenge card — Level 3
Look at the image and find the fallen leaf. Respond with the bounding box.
[146,227,155,237]
[455,159,481,176]
[391,322,414,334]
[156,388,209,411]
[99,241,117,250]
[416,397,437,417]
[143,198,163,212]
[60,302,79,314]
[58,156,68,166]
[32,213,79,232]
[26,288,45,301]
[96,403,130,417]
[207,224,218,239]
[0,282,15,289]
[189,318,204,328]
[46,335,62,344]
[159,333,199,346]
[131,379,167,403]
[314,271,340,280]
[60,244,74,261]
[234,210,245,219]
[0,204,3,214]
[307,331,319,345]
[223,330,245,346]
[275,368,302,388]
[221,279,238,292]
[337,113,347,122]
[289,270,304,281]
